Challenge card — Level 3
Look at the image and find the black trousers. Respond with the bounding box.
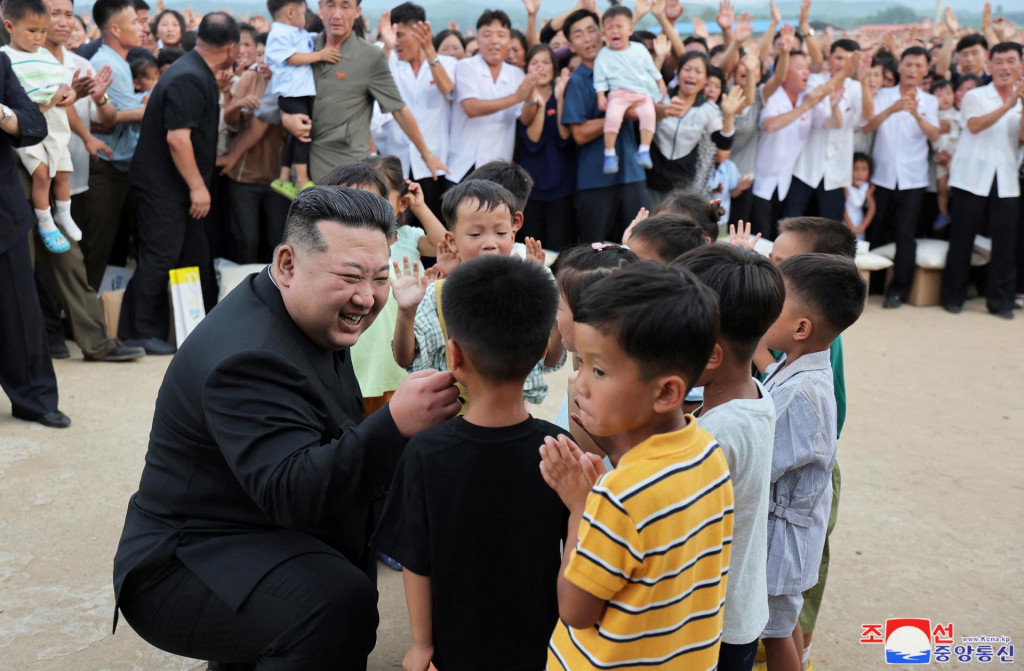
[119,553,379,670]
[118,188,218,341]
[576,181,650,244]
[81,159,135,290]
[718,639,759,671]
[522,195,576,251]
[869,185,925,299]
[751,190,785,240]
[782,176,846,222]
[1018,176,1024,295]
[279,96,314,168]
[942,183,1019,313]
[728,188,754,228]
[0,231,59,419]
[404,171,451,235]
[228,180,290,264]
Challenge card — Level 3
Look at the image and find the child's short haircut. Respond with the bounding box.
[574,262,719,386]
[777,216,857,259]
[629,214,707,263]
[131,58,158,80]
[442,256,558,381]
[929,78,952,94]
[267,0,305,19]
[602,4,632,23]
[656,190,722,241]
[318,162,389,197]
[465,160,534,213]
[673,245,785,360]
[440,179,518,231]
[853,151,873,175]
[780,253,866,337]
[157,48,185,70]
[554,243,638,314]
[3,0,47,21]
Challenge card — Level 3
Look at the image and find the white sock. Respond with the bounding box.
[53,200,82,241]
[35,208,57,234]
[604,148,616,157]
[638,144,651,153]
[802,643,811,669]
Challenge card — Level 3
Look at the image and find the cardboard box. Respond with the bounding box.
[99,290,123,339]
[906,267,942,307]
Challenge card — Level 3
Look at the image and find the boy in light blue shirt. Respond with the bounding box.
[264,0,339,200]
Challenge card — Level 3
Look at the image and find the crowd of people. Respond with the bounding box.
[0,0,1021,669]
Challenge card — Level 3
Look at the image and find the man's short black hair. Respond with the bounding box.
[956,33,988,53]
[390,2,425,27]
[198,11,239,47]
[683,35,709,51]
[2,0,46,22]
[442,256,558,382]
[656,190,722,241]
[91,0,134,31]
[181,30,198,51]
[574,262,719,386]
[778,216,857,259]
[775,49,807,70]
[282,186,396,253]
[991,41,1023,59]
[319,162,389,199]
[633,30,656,43]
[133,0,150,11]
[267,0,305,19]
[554,243,638,314]
[673,245,785,360]
[929,77,952,94]
[562,8,599,41]
[476,9,510,31]
[441,179,518,231]
[465,160,534,213]
[255,32,268,46]
[629,214,707,264]
[602,4,632,23]
[831,38,860,55]
[901,45,931,63]
[779,253,865,338]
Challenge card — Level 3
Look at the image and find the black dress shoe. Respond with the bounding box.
[883,295,902,309]
[123,337,177,355]
[85,342,147,362]
[12,410,71,428]
[943,304,962,314]
[49,341,70,359]
[991,309,1015,320]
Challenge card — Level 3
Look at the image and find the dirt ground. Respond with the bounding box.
[1,296,1022,670]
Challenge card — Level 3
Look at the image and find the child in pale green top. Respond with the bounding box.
[361,155,448,266]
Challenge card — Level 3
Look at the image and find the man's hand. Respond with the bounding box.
[524,237,546,265]
[189,185,212,219]
[402,641,434,671]
[804,81,831,107]
[665,0,684,21]
[653,33,671,61]
[318,46,342,64]
[717,0,734,33]
[71,70,94,100]
[217,152,241,175]
[554,67,570,101]
[389,370,461,438]
[769,0,781,25]
[85,135,113,159]
[90,65,114,101]
[281,112,313,143]
[424,153,449,180]
[596,90,607,111]
[51,84,76,108]
[735,12,753,42]
[522,0,541,17]
[413,21,436,59]
[378,11,396,51]
[516,72,540,103]
[390,256,427,315]
[216,69,233,94]
[692,17,709,39]
[720,85,746,116]
[798,0,811,31]
[779,22,797,51]
[539,435,601,513]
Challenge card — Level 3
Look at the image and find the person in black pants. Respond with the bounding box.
[117,13,239,354]
[0,50,70,428]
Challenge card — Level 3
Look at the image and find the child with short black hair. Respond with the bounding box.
[844,152,875,240]
[929,78,958,230]
[627,213,707,263]
[131,58,159,97]
[465,159,546,259]
[674,245,785,671]
[373,255,568,671]
[759,253,865,671]
[541,261,734,671]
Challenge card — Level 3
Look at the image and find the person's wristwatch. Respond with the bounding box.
[428,56,441,67]
[96,93,110,106]
[0,104,13,127]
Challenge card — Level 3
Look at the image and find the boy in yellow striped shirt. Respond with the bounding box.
[540,262,735,671]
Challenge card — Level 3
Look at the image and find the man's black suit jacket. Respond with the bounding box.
[0,51,47,255]
[113,268,405,616]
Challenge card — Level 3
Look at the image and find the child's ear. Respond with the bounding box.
[446,338,463,373]
[442,230,458,250]
[511,211,524,234]
[652,374,687,414]
[704,342,724,371]
[396,194,411,215]
[793,316,813,342]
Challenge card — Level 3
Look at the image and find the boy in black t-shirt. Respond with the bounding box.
[372,255,568,671]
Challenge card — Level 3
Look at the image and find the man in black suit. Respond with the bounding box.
[113,186,460,669]
[0,47,71,428]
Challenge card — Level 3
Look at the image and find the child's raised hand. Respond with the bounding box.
[539,435,593,513]
[622,207,649,245]
[728,221,761,250]
[524,237,546,265]
[390,256,427,314]
[52,84,76,108]
[405,180,426,210]
[435,238,462,276]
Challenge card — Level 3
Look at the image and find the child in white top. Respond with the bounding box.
[593,5,666,175]
[930,79,959,230]
[844,152,875,241]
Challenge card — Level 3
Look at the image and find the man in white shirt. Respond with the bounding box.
[861,46,940,309]
[751,45,836,240]
[447,9,538,183]
[941,42,1023,319]
[785,39,872,222]
[376,2,456,220]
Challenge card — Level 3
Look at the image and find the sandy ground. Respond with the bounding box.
[1,296,1022,670]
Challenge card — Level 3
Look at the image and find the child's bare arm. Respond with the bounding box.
[859,185,876,233]
[390,259,426,368]
[401,569,434,671]
[287,47,340,66]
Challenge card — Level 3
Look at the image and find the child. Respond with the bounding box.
[626,213,707,264]
[541,261,734,671]
[930,78,959,230]
[131,58,159,98]
[360,155,447,266]
[464,160,545,262]
[391,179,564,405]
[2,0,81,253]
[657,189,724,242]
[593,5,667,174]
[372,255,568,671]
[673,244,785,671]
[265,0,339,200]
[843,152,875,241]
[759,253,865,671]
[711,158,743,230]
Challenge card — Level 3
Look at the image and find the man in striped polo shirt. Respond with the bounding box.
[541,262,734,671]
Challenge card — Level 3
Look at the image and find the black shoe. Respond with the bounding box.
[991,309,1015,320]
[13,409,71,428]
[49,341,70,359]
[85,341,147,362]
[883,295,902,309]
[943,304,962,314]
[123,338,176,355]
